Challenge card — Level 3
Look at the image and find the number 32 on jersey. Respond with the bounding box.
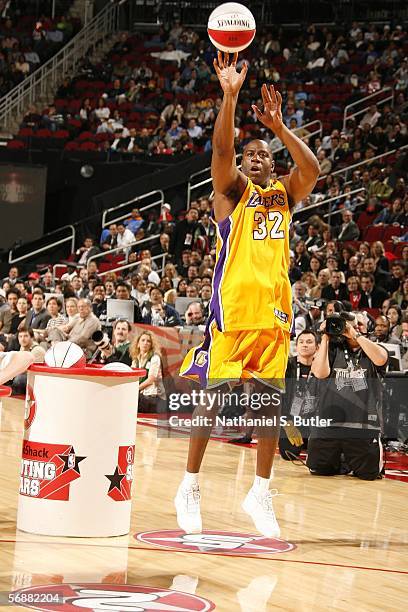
[253,210,285,240]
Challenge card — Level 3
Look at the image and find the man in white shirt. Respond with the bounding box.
[117,222,136,257]
[359,104,381,129]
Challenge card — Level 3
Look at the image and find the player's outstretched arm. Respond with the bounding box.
[211,51,248,221]
[252,84,320,208]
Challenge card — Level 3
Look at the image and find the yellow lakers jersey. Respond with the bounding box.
[210,177,292,332]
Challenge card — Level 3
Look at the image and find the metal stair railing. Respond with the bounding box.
[342,87,394,131]
[0,1,126,129]
[98,253,167,279]
[87,233,161,267]
[8,225,76,264]
[101,190,165,228]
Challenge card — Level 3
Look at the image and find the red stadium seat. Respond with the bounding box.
[362,226,384,242]
[7,139,26,149]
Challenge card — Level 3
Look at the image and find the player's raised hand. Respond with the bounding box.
[213,51,248,95]
[252,84,284,134]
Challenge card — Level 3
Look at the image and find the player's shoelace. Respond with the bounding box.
[260,489,279,515]
[184,486,201,513]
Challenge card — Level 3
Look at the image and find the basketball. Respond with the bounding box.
[207,2,256,53]
[101,362,133,372]
[44,341,86,368]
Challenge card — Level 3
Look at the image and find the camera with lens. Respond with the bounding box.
[92,330,111,351]
[325,311,355,336]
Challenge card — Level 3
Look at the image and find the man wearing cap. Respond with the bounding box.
[295,299,325,337]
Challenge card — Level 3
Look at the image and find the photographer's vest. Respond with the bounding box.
[311,343,387,438]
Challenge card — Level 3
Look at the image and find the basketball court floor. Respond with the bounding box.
[0,397,407,611]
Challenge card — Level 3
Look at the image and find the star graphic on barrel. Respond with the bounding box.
[105,466,125,493]
[58,446,86,474]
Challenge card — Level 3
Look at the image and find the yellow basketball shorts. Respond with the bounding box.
[180,320,290,391]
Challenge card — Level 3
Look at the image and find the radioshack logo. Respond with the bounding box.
[105,445,135,501]
[135,529,296,555]
[20,441,86,501]
[10,583,215,611]
[24,385,36,431]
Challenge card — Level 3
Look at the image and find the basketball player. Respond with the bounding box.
[175,52,320,537]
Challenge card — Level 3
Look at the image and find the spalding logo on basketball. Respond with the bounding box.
[9,584,215,611]
[44,341,86,368]
[135,529,296,555]
[208,2,256,53]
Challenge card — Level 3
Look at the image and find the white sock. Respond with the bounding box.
[253,475,270,493]
[183,471,199,488]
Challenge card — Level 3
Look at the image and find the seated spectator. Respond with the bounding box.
[114,281,142,323]
[91,283,107,323]
[370,315,402,346]
[309,270,330,299]
[0,288,19,334]
[26,291,51,330]
[359,274,388,308]
[142,287,181,326]
[401,316,408,370]
[347,276,363,310]
[370,241,389,272]
[98,319,132,366]
[184,301,206,329]
[9,296,29,336]
[295,299,324,337]
[317,150,332,176]
[124,208,144,235]
[321,271,349,302]
[75,237,99,266]
[37,296,67,348]
[71,275,89,299]
[12,328,45,393]
[65,297,79,323]
[386,305,403,340]
[294,240,310,272]
[100,224,118,251]
[337,210,360,242]
[117,222,136,256]
[130,331,166,412]
[48,298,101,352]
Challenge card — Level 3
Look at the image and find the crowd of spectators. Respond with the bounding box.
[0,0,79,96]
[10,20,407,156]
[1,19,407,391]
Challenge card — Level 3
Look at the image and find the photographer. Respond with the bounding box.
[280,330,320,459]
[307,310,388,480]
[92,319,132,366]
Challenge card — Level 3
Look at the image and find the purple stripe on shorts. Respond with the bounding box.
[209,217,232,331]
[180,324,213,388]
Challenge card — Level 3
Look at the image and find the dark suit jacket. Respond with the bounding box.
[26,308,51,330]
[337,221,360,242]
[321,284,349,302]
[359,288,388,309]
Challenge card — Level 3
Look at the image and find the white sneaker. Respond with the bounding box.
[242,487,280,538]
[174,483,202,534]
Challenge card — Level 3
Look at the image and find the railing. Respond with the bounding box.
[99,253,167,279]
[0,1,126,129]
[87,233,161,267]
[294,188,366,227]
[342,87,394,131]
[186,119,322,208]
[329,144,408,182]
[8,225,76,264]
[101,190,165,228]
